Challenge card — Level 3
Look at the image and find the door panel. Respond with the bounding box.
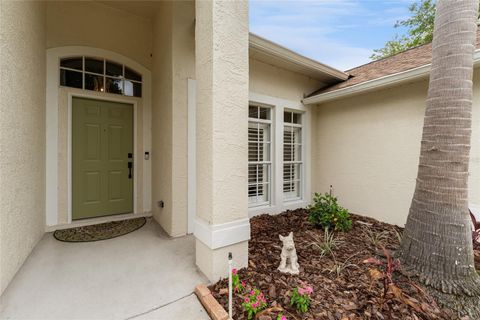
[108,125,123,160]
[72,97,133,220]
[84,171,101,203]
[85,124,101,160]
[108,171,123,200]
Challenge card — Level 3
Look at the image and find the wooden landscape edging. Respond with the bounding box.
[195,284,229,320]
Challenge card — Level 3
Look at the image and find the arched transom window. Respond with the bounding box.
[59,56,142,97]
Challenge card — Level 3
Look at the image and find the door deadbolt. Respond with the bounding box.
[128,153,133,179]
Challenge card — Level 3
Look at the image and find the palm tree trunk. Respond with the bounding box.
[399,0,480,316]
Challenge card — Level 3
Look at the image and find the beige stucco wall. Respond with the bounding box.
[46,1,152,69]
[152,2,174,235]
[195,0,249,226]
[313,72,480,226]
[151,0,195,237]
[471,72,480,208]
[249,58,323,102]
[0,1,46,295]
[171,1,196,235]
[194,0,250,281]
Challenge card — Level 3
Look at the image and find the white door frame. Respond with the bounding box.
[68,94,137,222]
[46,46,152,227]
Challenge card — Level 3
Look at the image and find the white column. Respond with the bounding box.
[194,0,250,281]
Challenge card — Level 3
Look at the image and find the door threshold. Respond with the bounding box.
[45,212,152,232]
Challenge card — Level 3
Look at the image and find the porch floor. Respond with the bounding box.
[0,218,210,320]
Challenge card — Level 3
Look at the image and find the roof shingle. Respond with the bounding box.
[309,31,480,97]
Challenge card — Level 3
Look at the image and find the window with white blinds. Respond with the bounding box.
[248,105,272,206]
[283,111,302,201]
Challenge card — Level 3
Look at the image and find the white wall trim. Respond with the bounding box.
[303,50,480,105]
[194,218,251,250]
[249,33,348,81]
[187,78,196,234]
[46,46,152,226]
[248,92,311,218]
[46,51,59,226]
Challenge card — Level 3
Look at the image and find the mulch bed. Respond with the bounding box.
[210,209,480,320]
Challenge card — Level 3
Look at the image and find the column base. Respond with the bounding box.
[196,239,248,282]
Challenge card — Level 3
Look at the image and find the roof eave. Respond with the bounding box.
[303,49,480,105]
[249,33,349,82]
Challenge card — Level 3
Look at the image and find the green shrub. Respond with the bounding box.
[308,192,352,231]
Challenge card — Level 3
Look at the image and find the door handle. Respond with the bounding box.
[128,162,132,179]
[127,153,133,179]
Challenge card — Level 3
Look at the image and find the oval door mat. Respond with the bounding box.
[54,217,147,242]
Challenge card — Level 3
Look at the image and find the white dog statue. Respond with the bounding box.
[278,232,300,275]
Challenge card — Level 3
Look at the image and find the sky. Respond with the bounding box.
[250,0,416,71]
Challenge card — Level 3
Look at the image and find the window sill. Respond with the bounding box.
[248,202,271,210]
[283,198,307,207]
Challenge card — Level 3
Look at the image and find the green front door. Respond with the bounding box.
[72,97,133,220]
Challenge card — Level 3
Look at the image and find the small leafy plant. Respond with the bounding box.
[329,253,359,277]
[242,288,267,320]
[470,210,480,247]
[363,228,389,248]
[290,282,313,313]
[309,229,343,257]
[308,192,352,231]
[363,247,424,312]
[363,247,401,297]
[393,228,403,244]
[276,314,287,320]
[231,268,246,293]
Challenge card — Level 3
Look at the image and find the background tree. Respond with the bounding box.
[371,0,436,60]
[399,0,480,317]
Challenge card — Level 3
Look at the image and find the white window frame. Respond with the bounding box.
[59,56,143,97]
[283,110,303,202]
[248,104,273,207]
[248,92,311,218]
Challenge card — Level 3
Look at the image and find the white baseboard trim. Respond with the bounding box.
[45,212,153,232]
[194,217,250,250]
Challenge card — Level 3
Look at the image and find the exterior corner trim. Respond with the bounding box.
[194,218,251,250]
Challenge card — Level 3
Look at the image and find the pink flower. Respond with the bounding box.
[252,302,259,308]
[281,316,287,320]
[244,297,249,303]
[232,268,238,275]
[241,281,246,287]
[297,284,313,296]
[250,290,255,296]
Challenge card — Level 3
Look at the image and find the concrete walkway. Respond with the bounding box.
[0,218,211,320]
